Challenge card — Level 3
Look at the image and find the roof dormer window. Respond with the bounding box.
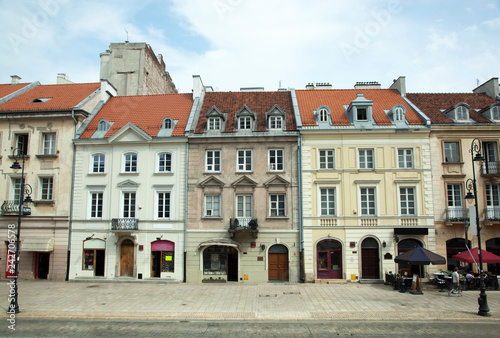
[162,118,173,129]
[207,117,221,130]
[266,105,286,130]
[98,120,110,131]
[30,98,51,103]
[357,107,367,121]
[235,105,256,131]
[348,93,374,125]
[238,116,252,129]
[394,106,405,121]
[319,108,329,122]
[492,106,500,121]
[205,106,226,132]
[456,106,468,121]
[269,116,282,129]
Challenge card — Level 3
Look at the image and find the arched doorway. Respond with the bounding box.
[446,238,471,271]
[317,239,342,279]
[268,244,289,281]
[361,237,380,279]
[120,239,135,277]
[486,238,500,274]
[202,245,238,282]
[397,239,423,277]
[151,240,175,277]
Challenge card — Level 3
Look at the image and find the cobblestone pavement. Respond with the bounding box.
[2,319,500,337]
[1,281,500,322]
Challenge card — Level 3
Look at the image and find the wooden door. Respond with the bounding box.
[120,239,134,277]
[269,252,289,281]
[361,248,380,279]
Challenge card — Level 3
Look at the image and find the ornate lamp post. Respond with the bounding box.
[8,149,32,314]
[464,138,490,317]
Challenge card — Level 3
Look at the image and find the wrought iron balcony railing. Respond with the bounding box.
[229,218,259,238]
[1,200,31,216]
[111,218,138,231]
[445,208,468,222]
[485,207,500,221]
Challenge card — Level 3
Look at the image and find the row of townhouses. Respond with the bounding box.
[1,44,500,284]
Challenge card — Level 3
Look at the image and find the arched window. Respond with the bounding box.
[318,108,329,122]
[394,106,405,121]
[98,120,109,131]
[163,118,173,129]
[455,106,468,120]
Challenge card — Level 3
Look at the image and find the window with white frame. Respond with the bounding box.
[359,149,374,169]
[492,106,500,121]
[236,195,253,219]
[205,195,221,217]
[398,149,413,169]
[320,188,336,216]
[162,118,172,129]
[456,106,468,120]
[269,194,286,217]
[15,134,28,155]
[444,142,460,163]
[13,178,22,203]
[92,154,105,173]
[447,184,463,219]
[237,150,252,172]
[238,116,252,130]
[123,191,136,218]
[124,153,138,173]
[399,187,415,216]
[486,184,500,219]
[360,187,376,216]
[98,120,109,131]
[268,149,284,171]
[394,107,405,121]
[319,149,335,169]
[207,117,221,130]
[40,177,53,200]
[269,116,283,129]
[206,150,221,172]
[42,132,56,155]
[158,153,172,172]
[319,108,329,122]
[157,191,171,219]
[90,191,103,218]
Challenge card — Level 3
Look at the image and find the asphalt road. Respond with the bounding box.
[2,319,500,337]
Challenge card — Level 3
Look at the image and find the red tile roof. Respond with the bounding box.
[296,89,424,126]
[80,93,194,138]
[0,83,31,99]
[195,91,296,133]
[0,83,101,112]
[406,93,500,124]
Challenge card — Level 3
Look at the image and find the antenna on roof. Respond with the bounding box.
[125,29,129,43]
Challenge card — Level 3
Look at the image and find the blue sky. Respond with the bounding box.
[0,0,499,93]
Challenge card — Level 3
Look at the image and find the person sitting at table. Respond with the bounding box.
[465,271,474,289]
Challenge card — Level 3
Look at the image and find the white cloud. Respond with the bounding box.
[426,30,458,52]
[482,17,500,28]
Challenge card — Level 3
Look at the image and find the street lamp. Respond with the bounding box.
[7,149,32,314]
[464,138,490,317]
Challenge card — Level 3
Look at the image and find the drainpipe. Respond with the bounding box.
[66,109,78,281]
[183,141,189,283]
[298,133,305,282]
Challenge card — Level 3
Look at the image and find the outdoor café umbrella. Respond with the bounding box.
[394,246,446,265]
[452,247,500,264]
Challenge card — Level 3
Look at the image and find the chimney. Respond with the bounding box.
[354,81,381,89]
[57,73,74,84]
[389,76,406,96]
[305,82,332,90]
[10,75,21,85]
[473,78,499,99]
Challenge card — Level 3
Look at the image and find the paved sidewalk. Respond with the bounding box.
[1,281,500,322]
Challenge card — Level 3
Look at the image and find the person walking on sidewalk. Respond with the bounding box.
[449,267,463,297]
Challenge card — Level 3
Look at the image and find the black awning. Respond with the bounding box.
[394,228,429,235]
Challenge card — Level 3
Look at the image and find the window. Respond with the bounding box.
[456,106,468,120]
[157,192,171,219]
[40,177,53,200]
[158,153,172,172]
[162,118,172,129]
[359,149,374,169]
[15,134,28,155]
[269,149,284,171]
[90,192,103,218]
[269,116,283,129]
[207,117,221,130]
[444,142,460,163]
[42,132,56,155]
[206,150,221,172]
[357,108,367,121]
[237,195,253,219]
[13,178,22,203]
[360,187,376,216]
[124,153,137,172]
[92,154,105,173]
[398,149,413,169]
[123,192,136,218]
[394,107,405,121]
[492,106,500,120]
[486,184,500,219]
[237,150,252,172]
[238,116,252,130]
[269,194,286,217]
[320,188,336,216]
[319,108,329,122]
[319,149,335,169]
[400,187,415,216]
[98,120,109,131]
[447,184,463,220]
[205,195,221,217]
